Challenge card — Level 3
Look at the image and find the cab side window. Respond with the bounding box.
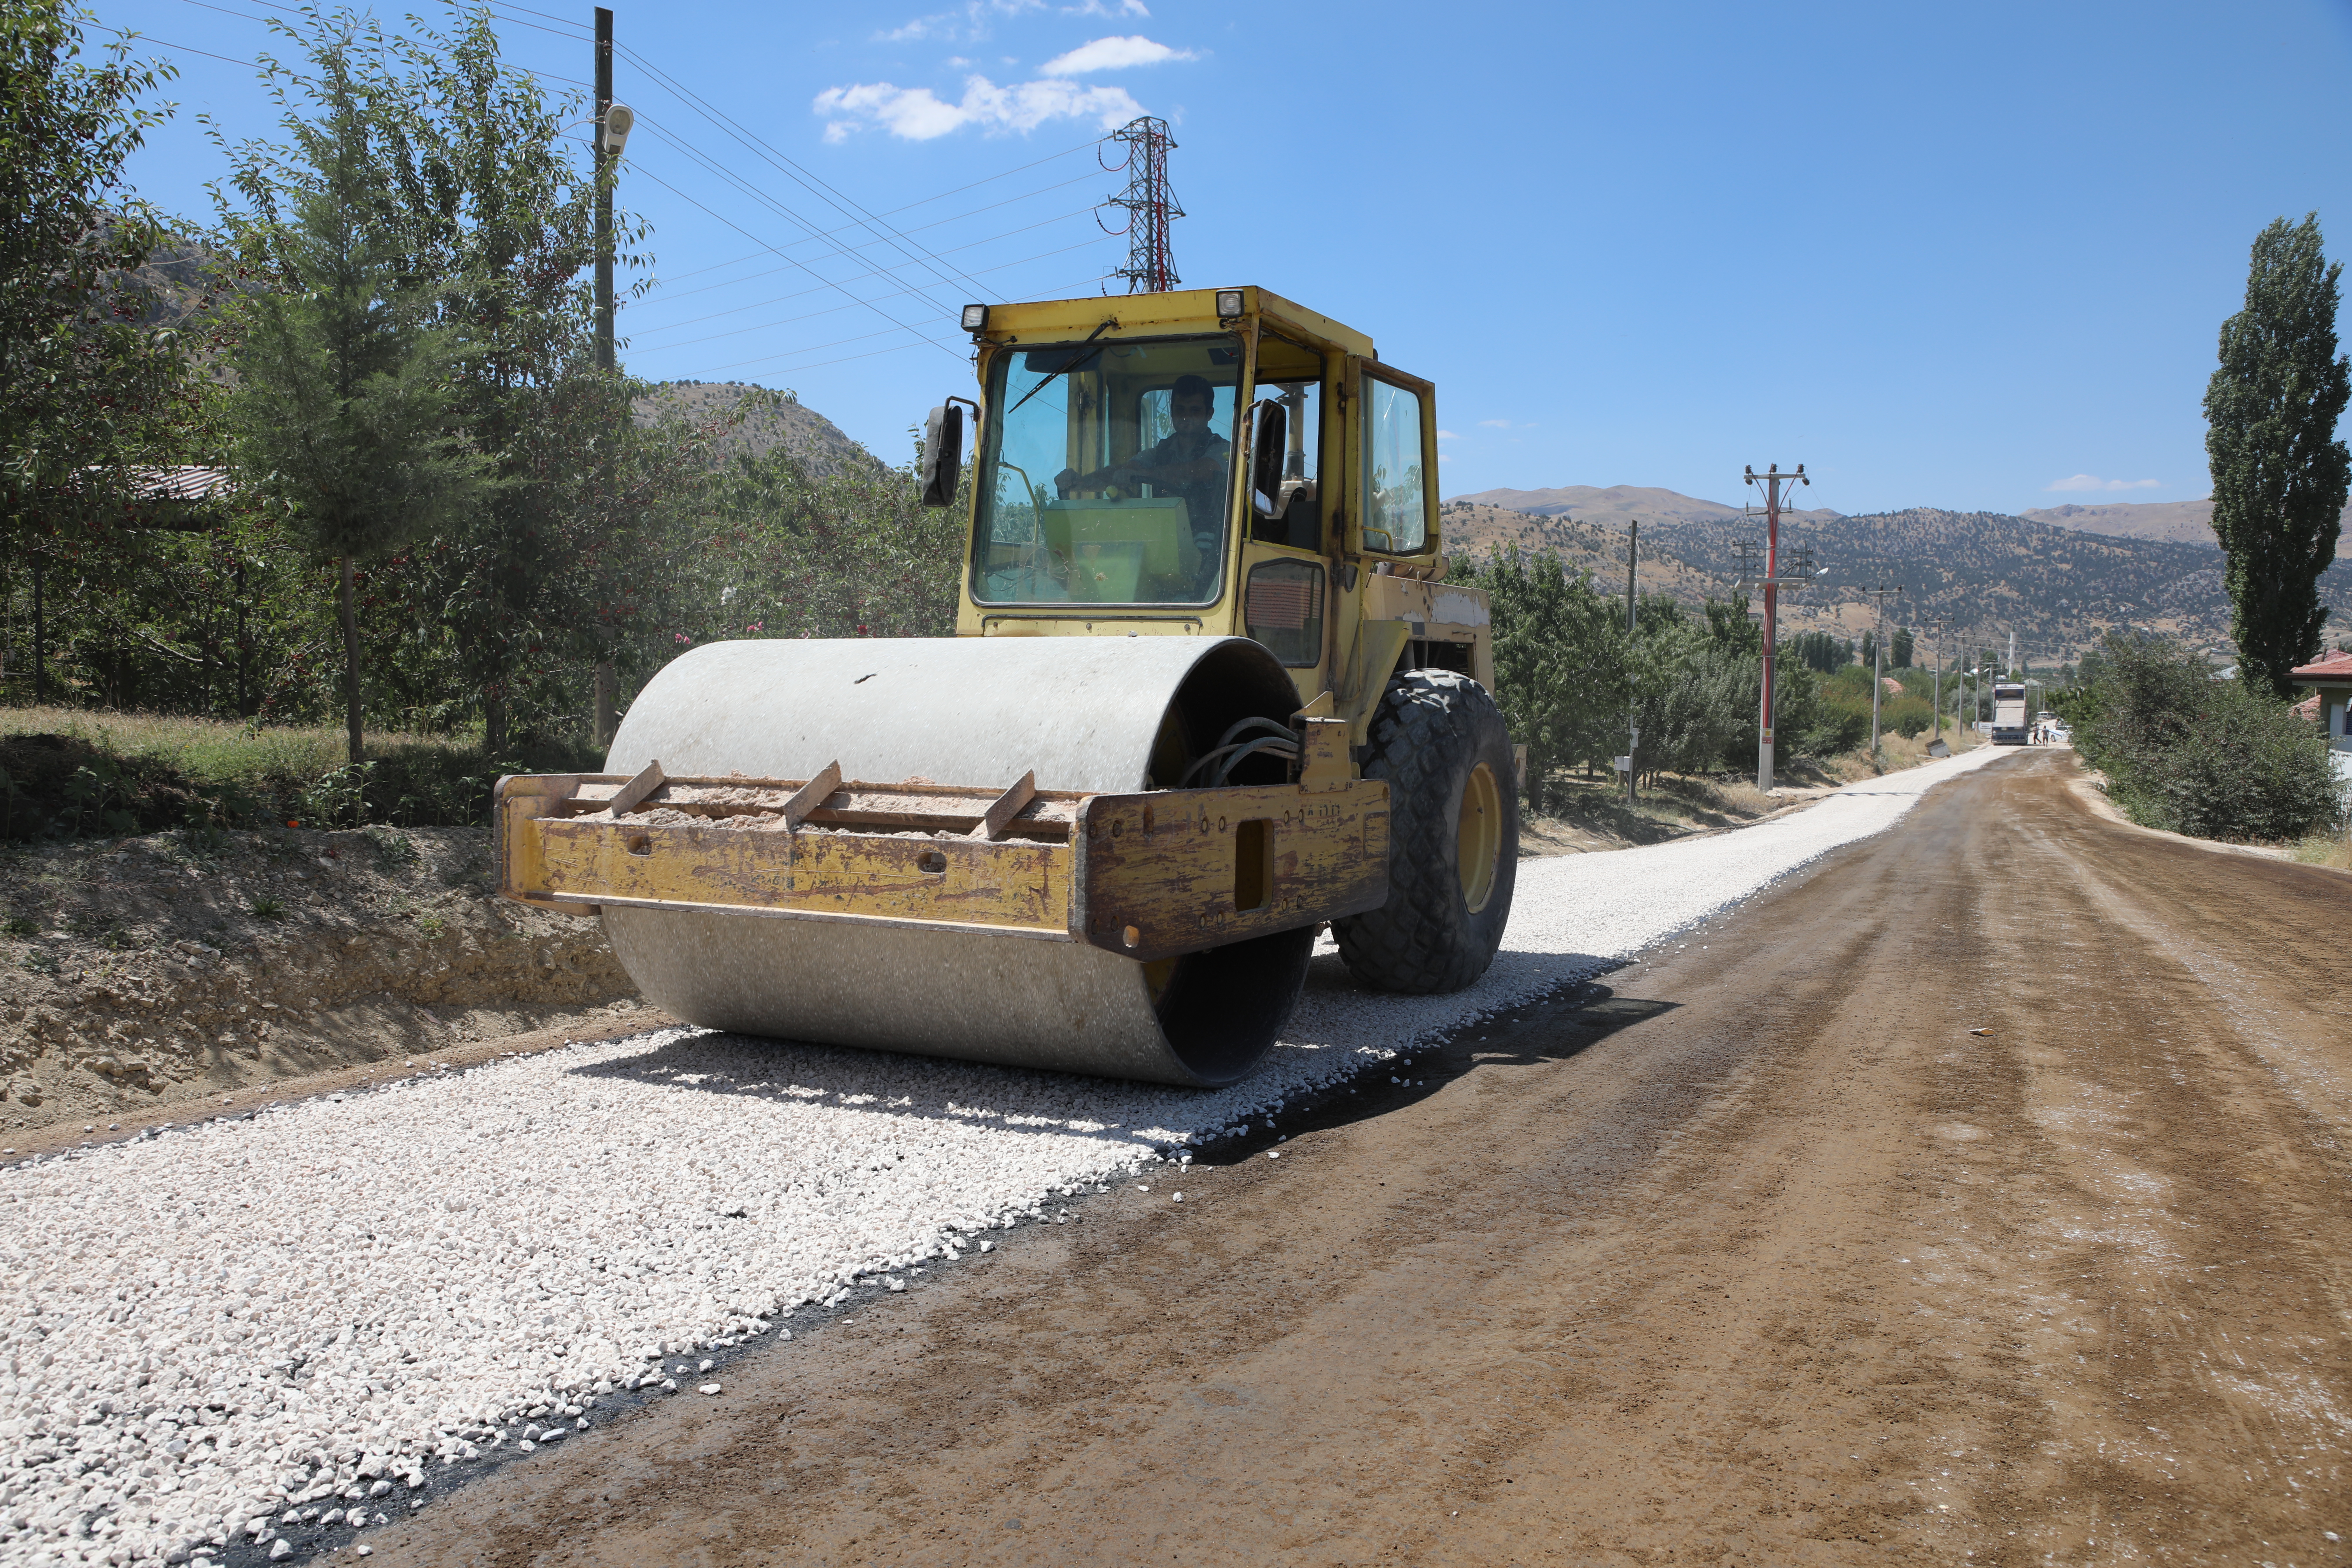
[1363,377,1428,554]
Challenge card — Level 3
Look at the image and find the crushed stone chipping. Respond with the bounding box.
[0,748,2007,1565]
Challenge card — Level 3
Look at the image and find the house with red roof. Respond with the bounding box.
[2292,650,2352,782]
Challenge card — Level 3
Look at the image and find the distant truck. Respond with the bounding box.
[1991,682,2029,745]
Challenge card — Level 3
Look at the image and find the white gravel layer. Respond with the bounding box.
[0,747,2009,1565]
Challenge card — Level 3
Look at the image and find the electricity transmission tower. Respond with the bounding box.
[1102,117,1183,293]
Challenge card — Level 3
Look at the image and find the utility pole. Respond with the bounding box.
[590,9,634,748]
[1742,462,1807,792]
[594,7,615,373]
[1624,520,1638,805]
[1105,117,1183,293]
[1926,615,1950,746]
[1865,583,1904,755]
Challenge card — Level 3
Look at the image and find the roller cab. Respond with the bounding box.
[491,286,1521,1087]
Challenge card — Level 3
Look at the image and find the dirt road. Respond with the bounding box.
[373,750,2352,1567]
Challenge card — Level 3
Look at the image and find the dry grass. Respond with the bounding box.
[0,707,460,788]
[1519,727,1993,856]
[2289,831,2352,870]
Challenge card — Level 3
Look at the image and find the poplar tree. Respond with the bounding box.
[2204,215,2351,698]
[226,42,482,765]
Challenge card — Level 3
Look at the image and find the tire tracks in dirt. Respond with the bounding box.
[363,750,2352,1568]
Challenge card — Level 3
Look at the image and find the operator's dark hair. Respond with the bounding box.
[1170,373,1214,407]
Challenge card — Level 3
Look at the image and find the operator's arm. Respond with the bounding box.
[1057,446,1154,496]
[1057,435,1227,496]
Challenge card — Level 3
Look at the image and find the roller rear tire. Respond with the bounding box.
[1333,668,1519,993]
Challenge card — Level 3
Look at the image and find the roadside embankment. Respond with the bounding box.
[0,824,640,1133]
[1521,726,1987,855]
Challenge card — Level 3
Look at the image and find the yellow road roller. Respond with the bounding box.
[496,286,1518,1086]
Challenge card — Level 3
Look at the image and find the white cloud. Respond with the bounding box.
[881,0,1042,45]
[816,75,1143,141]
[2045,473,2161,492]
[1436,429,1459,440]
[1062,0,1149,16]
[1477,418,1512,429]
[1040,34,1196,74]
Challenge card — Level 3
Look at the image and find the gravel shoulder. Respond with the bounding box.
[359,749,2352,1568]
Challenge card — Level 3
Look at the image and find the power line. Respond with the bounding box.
[612,39,997,303]
[626,204,1100,341]
[634,169,1104,312]
[625,111,972,326]
[114,27,259,69]
[627,163,961,362]
[690,270,1103,377]
[628,234,1106,354]
[149,0,1111,365]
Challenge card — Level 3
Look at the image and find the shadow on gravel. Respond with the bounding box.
[562,1031,1217,1148]
[1186,976,1682,1167]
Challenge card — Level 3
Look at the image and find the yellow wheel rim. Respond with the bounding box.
[1457,761,1502,915]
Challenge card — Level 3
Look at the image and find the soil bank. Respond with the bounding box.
[0,825,638,1134]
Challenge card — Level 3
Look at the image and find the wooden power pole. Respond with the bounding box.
[1742,463,1807,791]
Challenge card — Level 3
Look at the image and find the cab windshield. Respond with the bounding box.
[971,333,1241,606]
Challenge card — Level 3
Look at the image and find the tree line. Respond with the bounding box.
[1455,548,1942,810]
[2,2,954,771]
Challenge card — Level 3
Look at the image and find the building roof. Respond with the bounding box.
[127,466,232,502]
[2290,649,2352,684]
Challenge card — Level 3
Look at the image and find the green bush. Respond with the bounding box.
[2076,633,2343,841]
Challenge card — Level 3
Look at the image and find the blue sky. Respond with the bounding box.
[98,0,2352,516]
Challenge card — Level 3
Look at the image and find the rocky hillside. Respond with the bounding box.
[1440,487,2352,662]
[2021,497,2352,558]
[633,382,881,480]
[1454,483,1844,530]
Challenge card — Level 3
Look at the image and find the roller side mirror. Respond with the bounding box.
[919,400,968,508]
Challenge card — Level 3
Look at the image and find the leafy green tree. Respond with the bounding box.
[2,0,204,667]
[216,6,649,754]
[1891,625,1913,668]
[2205,215,2351,698]
[684,431,962,647]
[1456,546,1622,810]
[2075,631,2339,840]
[225,40,482,765]
[1787,629,1840,674]
[1703,593,1761,656]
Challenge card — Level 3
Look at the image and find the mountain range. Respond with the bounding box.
[2019,497,2352,558]
[1442,486,2352,665]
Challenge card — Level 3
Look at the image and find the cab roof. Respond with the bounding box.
[972,286,1376,362]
